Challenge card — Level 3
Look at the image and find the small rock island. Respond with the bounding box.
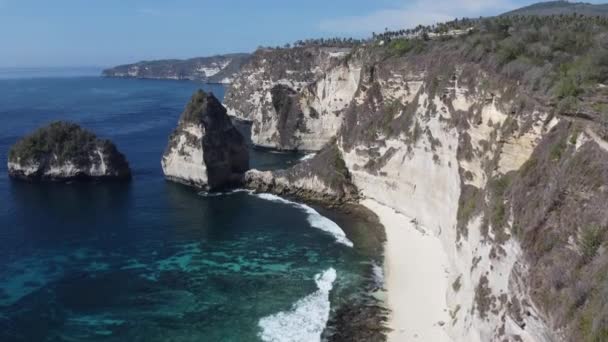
[162,89,249,190]
[8,121,131,181]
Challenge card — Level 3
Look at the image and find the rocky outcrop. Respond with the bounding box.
[162,89,249,190]
[7,121,131,181]
[224,46,361,150]
[102,53,250,84]
[244,142,359,206]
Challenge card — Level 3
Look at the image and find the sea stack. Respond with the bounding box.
[162,89,249,190]
[8,121,131,181]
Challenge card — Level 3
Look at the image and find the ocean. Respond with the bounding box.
[0,70,382,341]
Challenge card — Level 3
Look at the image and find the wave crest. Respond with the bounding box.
[258,268,337,342]
[253,193,353,247]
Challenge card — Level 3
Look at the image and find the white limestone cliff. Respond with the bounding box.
[162,123,209,187]
[337,69,558,341]
[224,47,361,151]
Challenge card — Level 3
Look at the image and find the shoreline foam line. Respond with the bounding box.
[258,268,337,342]
[198,189,252,197]
[299,153,316,161]
[253,193,354,247]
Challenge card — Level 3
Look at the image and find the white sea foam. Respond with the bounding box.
[299,153,316,162]
[198,189,253,197]
[372,262,385,288]
[258,268,337,342]
[253,193,353,247]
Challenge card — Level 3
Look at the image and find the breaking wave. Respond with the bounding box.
[258,268,337,342]
[253,193,353,247]
[299,153,316,162]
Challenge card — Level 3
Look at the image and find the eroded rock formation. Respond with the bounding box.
[224,46,361,150]
[244,142,359,205]
[162,89,249,190]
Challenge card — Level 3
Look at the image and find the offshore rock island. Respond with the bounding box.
[162,89,249,190]
[8,121,131,181]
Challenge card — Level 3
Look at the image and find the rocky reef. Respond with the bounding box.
[102,53,250,84]
[8,121,131,181]
[162,89,249,190]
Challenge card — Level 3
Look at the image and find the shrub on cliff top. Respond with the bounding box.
[387,38,426,56]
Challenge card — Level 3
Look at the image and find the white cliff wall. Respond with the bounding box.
[295,61,362,150]
[161,124,208,187]
[225,47,361,151]
[339,71,556,341]
[8,147,121,179]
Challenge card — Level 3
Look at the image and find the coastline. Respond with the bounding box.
[362,199,451,342]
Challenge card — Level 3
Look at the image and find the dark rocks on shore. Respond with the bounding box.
[244,142,359,207]
[7,121,131,181]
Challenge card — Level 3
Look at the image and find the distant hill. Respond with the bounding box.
[502,0,608,16]
[102,53,250,84]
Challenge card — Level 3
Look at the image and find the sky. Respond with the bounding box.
[0,0,604,68]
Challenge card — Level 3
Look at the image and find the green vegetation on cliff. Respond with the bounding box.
[10,122,102,167]
[375,13,608,119]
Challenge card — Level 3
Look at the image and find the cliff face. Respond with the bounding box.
[334,52,561,341]
[102,53,250,84]
[162,90,249,190]
[224,47,361,150]
[228,35,608,340]
[8,122,131,181]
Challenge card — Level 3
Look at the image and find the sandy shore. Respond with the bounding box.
[362,199,451,342]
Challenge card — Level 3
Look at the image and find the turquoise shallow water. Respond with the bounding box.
[0,73,381,341]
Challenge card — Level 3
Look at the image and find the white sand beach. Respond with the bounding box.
[363,199,451,342]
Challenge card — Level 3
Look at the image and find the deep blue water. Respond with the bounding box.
[0,74,380,341]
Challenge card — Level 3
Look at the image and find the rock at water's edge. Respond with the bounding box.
[162,89,249,190]
[7,121,131,181]
[244,142,359,206]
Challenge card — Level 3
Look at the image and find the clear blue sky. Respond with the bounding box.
[0,0,603,67]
